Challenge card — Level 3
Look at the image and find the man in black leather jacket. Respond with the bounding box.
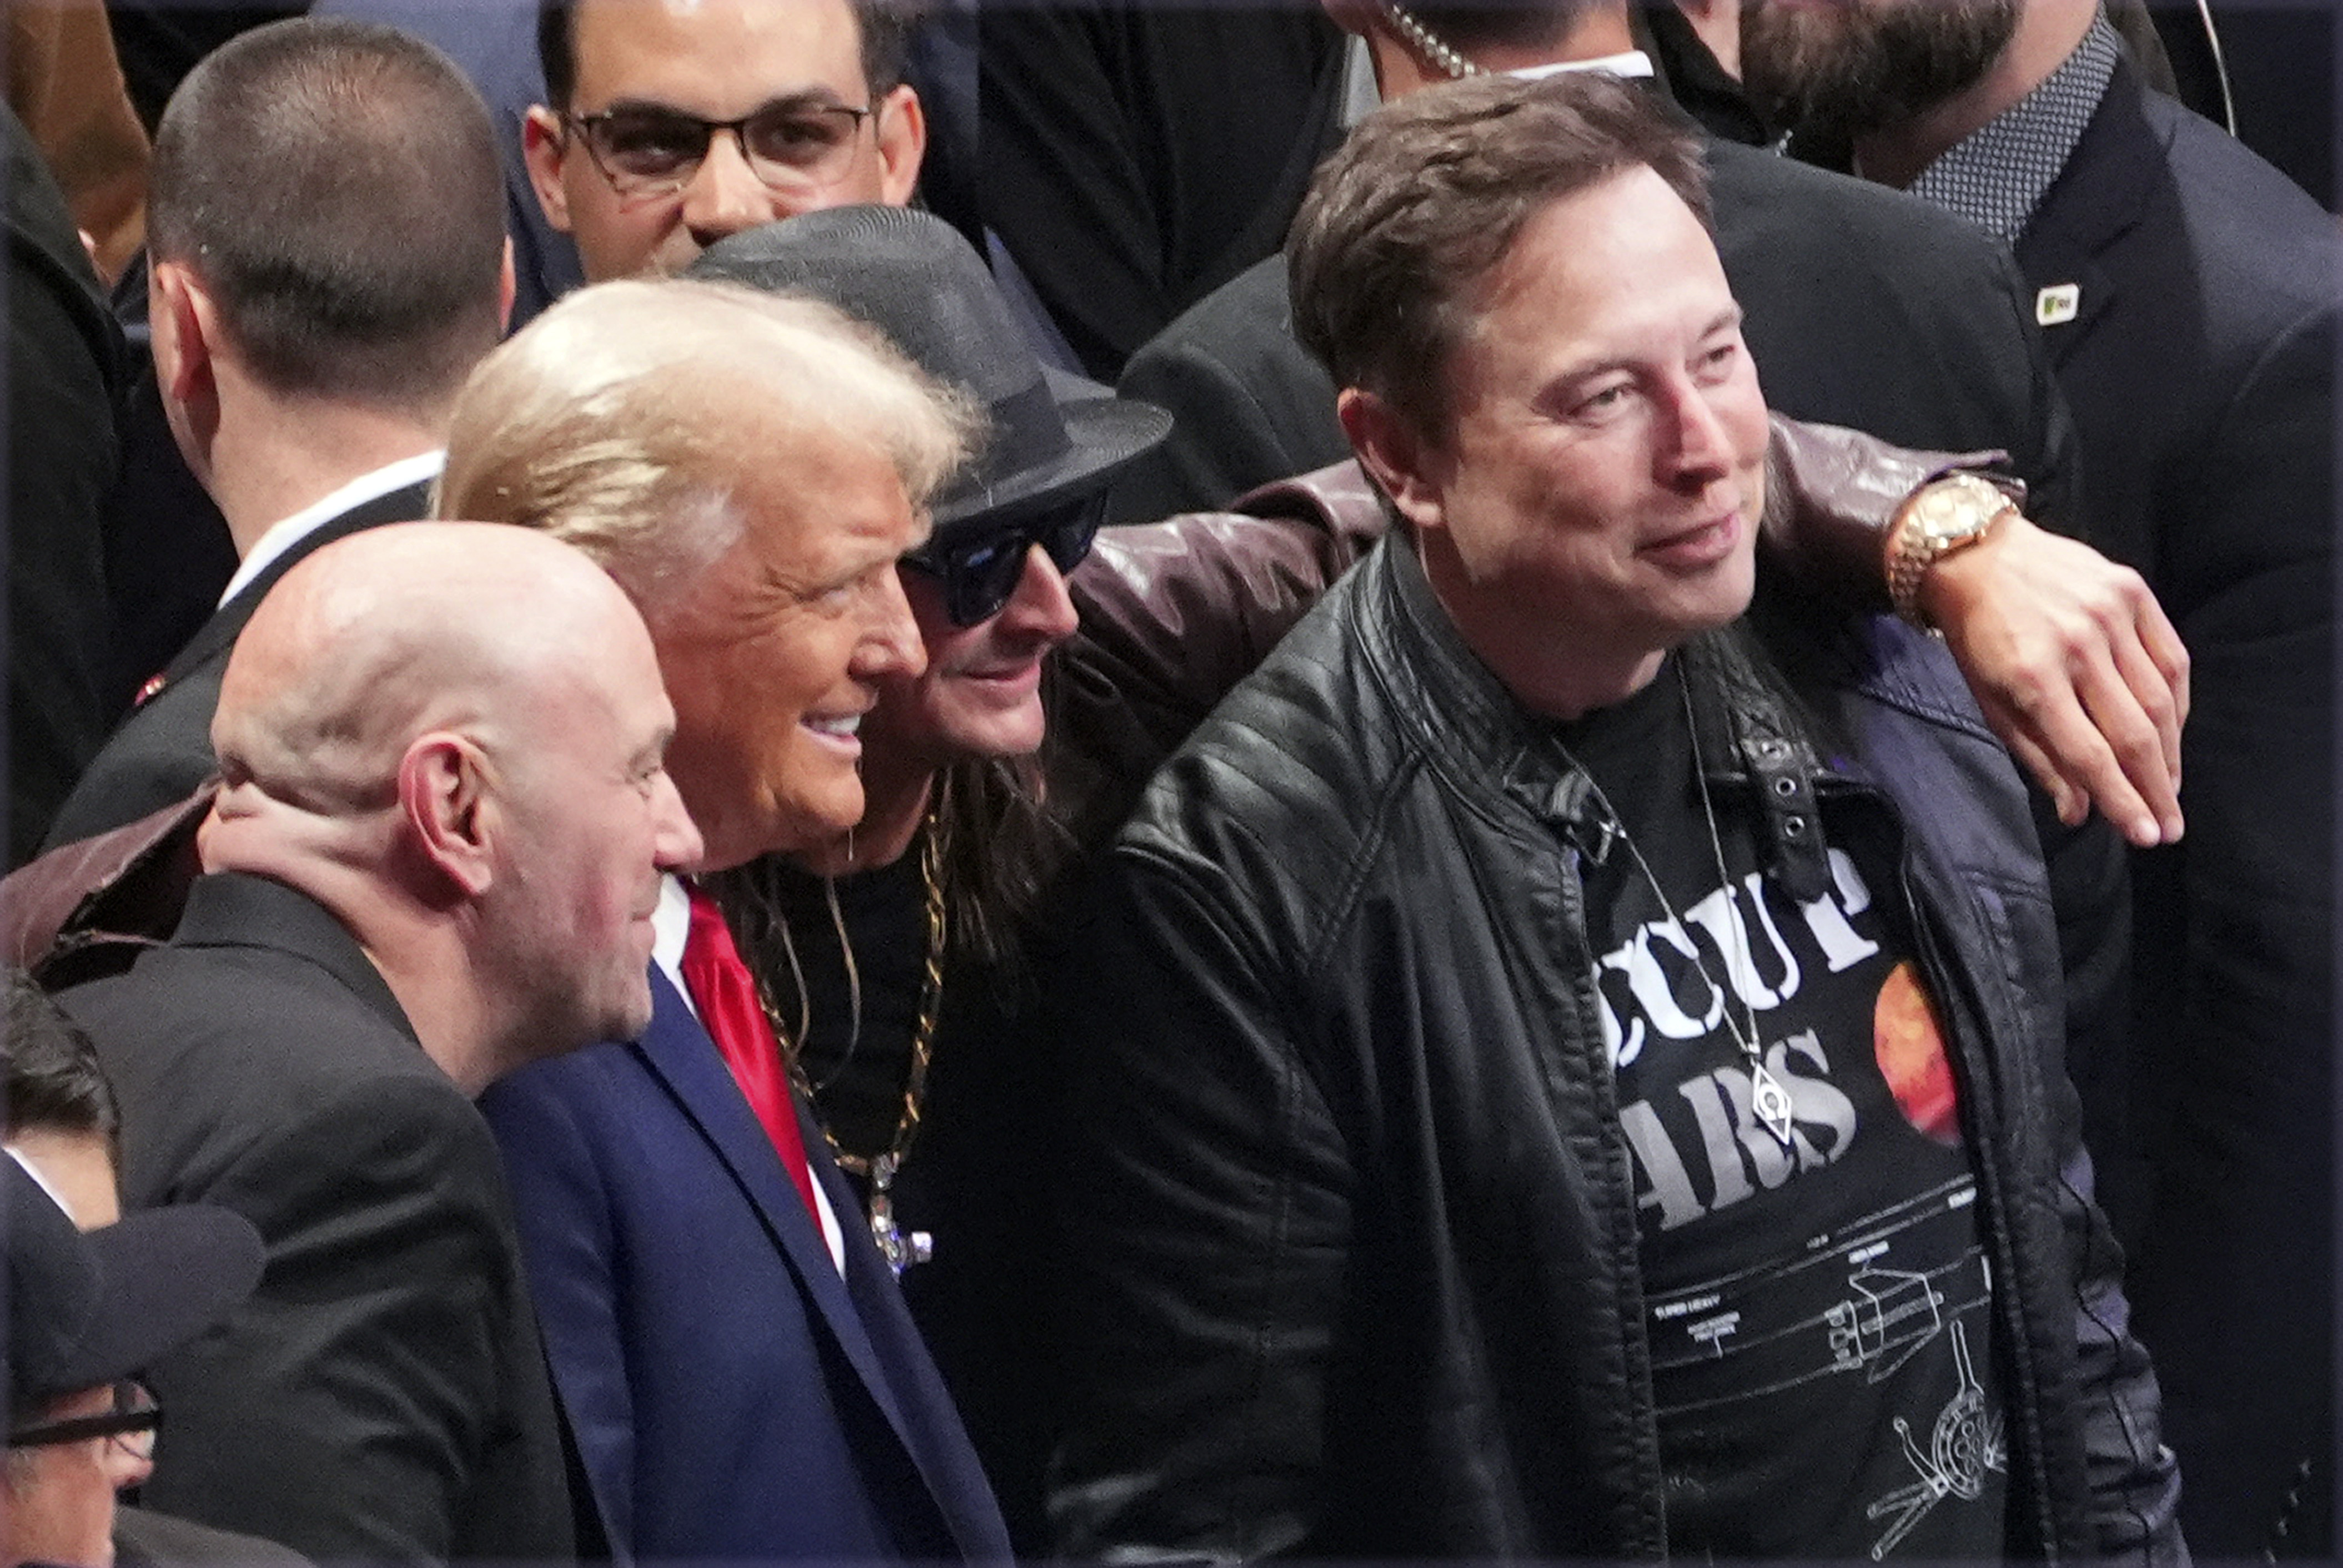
[1049,72,2183,1564]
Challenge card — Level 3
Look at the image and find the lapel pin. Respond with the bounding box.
[2035,283,2080,327]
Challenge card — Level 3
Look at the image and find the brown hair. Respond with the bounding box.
[1288,69,1709,440]
[147,18,505,416]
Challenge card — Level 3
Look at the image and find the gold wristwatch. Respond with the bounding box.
[1884,472,2020,630]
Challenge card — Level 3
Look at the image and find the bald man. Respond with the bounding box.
[57,523,701,1564]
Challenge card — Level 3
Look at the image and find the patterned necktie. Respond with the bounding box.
[679,885,822,1225]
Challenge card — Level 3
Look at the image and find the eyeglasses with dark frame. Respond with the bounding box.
[902,492,1110,628]
[8,1380,161,1461]
[561,100,874,198]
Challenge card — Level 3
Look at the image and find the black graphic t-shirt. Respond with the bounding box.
[1557,662,2007,1562]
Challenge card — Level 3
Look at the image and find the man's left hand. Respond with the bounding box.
[1921,513,2189,847]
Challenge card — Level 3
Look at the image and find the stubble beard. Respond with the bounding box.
[1740,0,2022,144]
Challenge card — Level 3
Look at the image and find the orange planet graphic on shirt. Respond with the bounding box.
[1875,960,1960,1144]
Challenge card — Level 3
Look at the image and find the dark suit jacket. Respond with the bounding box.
[43,479,433,850]
[1109,134,2080,528]
[4,101,124,866]
[480,969,1014,1564]
[113,1506,313,1568]
[58,872,575,1564]
[977,1,1350,380]
[2011,58,2337,1557]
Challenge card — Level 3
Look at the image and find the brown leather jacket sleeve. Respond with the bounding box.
[1761,414,2018,612]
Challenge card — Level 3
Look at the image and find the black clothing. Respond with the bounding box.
[2146,2,2335,209]
[736,854,1064,1552]
[46,479,431,849]
[2009,59,2337,1556]
[1640,4,1769,145]
[1049,540,2181,1561]
[114,1507,313,1568]
[977,1,1349,381]
[104,6,305,134]
[1561,670,2007,1561]
[763,856,933,1159]
[99,356,240,718]
[61,873,575,1564]
[3,102,124,865]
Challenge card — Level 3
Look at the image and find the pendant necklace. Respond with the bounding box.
[1554,663,1797,1152]
[747,809,949,1276]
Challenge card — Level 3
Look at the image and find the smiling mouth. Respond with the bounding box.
[1641,511,1743,566]
[804,714,863,739]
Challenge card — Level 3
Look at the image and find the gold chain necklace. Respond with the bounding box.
[755,808,950,1276]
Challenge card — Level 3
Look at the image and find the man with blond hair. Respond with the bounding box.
[58,523,700,1563]
[440,278,1014,1562]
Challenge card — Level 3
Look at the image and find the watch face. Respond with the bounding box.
[1919,482,1995,544]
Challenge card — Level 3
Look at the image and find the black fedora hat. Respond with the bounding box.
[7,1158,263,1413]
[688,206,1170,533]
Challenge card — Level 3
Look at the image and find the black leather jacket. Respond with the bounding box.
[1050,538,2184,1563]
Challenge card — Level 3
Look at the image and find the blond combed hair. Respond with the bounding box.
[436,278,979,616]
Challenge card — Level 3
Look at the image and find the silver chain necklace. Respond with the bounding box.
[1376,0,1484,80]
[1555,663,1798,1152]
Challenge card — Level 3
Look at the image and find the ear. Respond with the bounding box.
[1339,386,1451,535]
[497,236,517,333]
[149,260,222,468]
[398,734,499,898]
[872,83,927,207]
[521,106,577,234]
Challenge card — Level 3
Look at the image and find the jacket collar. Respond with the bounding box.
[2012,56,2161,352]
[158,479,436,690]
[1366,541,1837,900]
[169,870,416,1041]
[1369,535,1555,790]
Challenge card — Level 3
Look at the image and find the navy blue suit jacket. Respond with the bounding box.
[481,968,1013,1564]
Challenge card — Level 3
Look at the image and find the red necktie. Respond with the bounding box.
[679,886,823,1225]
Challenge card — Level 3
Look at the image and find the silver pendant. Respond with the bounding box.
[867,1152,933,1278]
[1749,1060,1798,1152]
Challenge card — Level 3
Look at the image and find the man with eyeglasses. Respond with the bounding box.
[4,1158,263,1568]
[522,0,924,284]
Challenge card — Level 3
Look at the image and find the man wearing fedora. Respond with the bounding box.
[4,1157,264,1568]
[676,205,1171,1550]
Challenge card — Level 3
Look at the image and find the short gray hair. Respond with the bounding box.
[436,278,978,617]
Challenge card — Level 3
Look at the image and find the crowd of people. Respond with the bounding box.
[2,1,2333,1564]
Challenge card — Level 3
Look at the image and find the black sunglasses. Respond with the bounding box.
[9,1380,162,1456]
[902,492,1108,627]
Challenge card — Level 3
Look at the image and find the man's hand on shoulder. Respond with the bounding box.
[1920,511,2189,847]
